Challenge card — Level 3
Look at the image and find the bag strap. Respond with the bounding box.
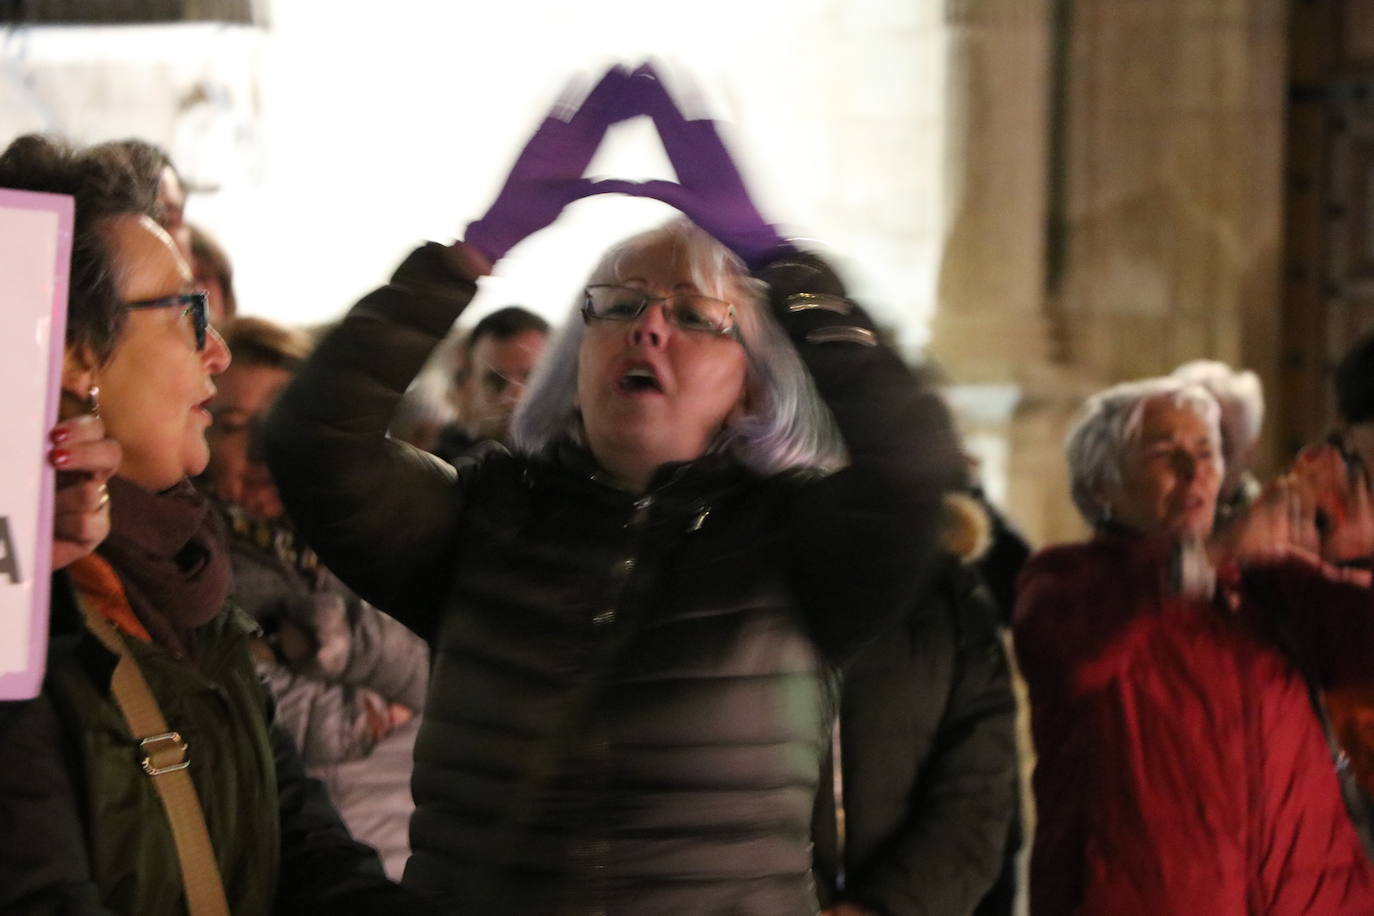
[76,595,231,916]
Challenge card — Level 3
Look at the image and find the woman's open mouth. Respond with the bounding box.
[617,366,664,394]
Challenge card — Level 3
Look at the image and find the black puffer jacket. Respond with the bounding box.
[812,496,1019,916]
[265,242,961,914]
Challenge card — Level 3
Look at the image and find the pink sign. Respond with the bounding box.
[0,188,73,700]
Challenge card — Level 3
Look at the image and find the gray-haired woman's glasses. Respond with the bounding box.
[123,290,209,350]
[582,284,740,341]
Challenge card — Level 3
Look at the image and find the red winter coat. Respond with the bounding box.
[1014,534,1374,915]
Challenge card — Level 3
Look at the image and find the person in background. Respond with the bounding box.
[203,315,429,880]
[1312,329,1374,837]
[189,222,237,326]
[1016,375,1374,915]
[1171,358,1265,524]
[101,142,237,327]
[388,329,464,453]
[0,134,428,915]
[431,305,549,462]
[100,138,191,261]
[265,64,961,912]
[1335,330,1374,493]
[812,489,1019,916]
[1168,360,1374,864]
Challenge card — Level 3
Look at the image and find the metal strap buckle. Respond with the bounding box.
[139,731,190,776]
[785,292,853,315]
[805,326,878,347]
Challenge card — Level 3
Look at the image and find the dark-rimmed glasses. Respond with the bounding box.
[123,291,209,350]
[582,284,740,341]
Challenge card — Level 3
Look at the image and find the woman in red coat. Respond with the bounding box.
[1016,375,1374,915]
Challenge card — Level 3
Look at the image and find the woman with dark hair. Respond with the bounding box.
[204,315,428,880]
[266,65,961,913]
[1016,375,1374,915]
[98,138,191,260]
[188,223,237,325]
[0,135,428,915]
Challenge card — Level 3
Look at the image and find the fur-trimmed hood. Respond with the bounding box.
[940,491,992,563]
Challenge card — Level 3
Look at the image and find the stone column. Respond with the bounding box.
[932,0,1056,381]
[929,0,1088,547]
[929,0,1290,549]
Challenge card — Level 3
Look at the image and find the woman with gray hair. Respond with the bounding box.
[512,217,843,476]
[1064,375,1224,536]
[1015,376,1374,915]
[1172,358,1265,521]
[266,65,960,913]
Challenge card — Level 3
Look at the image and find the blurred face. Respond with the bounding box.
[1107,396,1222,537]
[457,329,547,445]
[155,165,192,261]
[192,259,229,327]
[93,215,231,491]
[576,238,749,490]
[1346,422,1374,479]
[205,364,292,519]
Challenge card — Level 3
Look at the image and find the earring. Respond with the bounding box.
[86,386,101,417]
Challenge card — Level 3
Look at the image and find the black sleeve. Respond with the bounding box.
[0,696,113,915]
[0,582,112,914]
[270,711,440,915]
[264,243,478,640]
[971,490,1032,625]
[1243,558,1374,689]
[844,567,1019,916]
[760,252,965,663]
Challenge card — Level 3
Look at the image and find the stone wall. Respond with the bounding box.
[0,2,954,345]
[931,0,1290,548]
[0,3,1293,551]
[12,0,260,24]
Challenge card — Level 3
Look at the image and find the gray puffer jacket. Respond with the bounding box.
[219,504,428,764]
[265,243,961,914]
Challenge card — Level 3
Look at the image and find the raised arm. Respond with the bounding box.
[1243,557,1374,689]
[761,253,963,661]
[1212,455,1374,688]
[605,65,965,660]
[265,67,641,635]
[264,245,477,637]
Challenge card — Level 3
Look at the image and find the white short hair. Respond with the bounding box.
[1066,377,1222,526]
[1170,359,1264,471]
[510,219,846,476]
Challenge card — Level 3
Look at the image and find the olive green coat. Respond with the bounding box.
[0,577,431,915]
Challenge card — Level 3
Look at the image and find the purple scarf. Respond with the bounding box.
[98,476,231,658]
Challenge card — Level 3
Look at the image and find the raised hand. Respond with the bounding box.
[464,66,641,263]
[1327,466,1374,562]
[49,413,121,570]
[597,63,793,270]
[1211,475,1314,569]
[1294,440,1374,563]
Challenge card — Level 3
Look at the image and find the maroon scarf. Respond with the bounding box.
[98,476,230,658]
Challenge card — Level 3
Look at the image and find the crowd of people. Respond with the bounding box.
[4,61,1374,915]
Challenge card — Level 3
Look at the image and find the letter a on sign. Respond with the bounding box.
[0,188,72,699]
[0,517,20,585]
